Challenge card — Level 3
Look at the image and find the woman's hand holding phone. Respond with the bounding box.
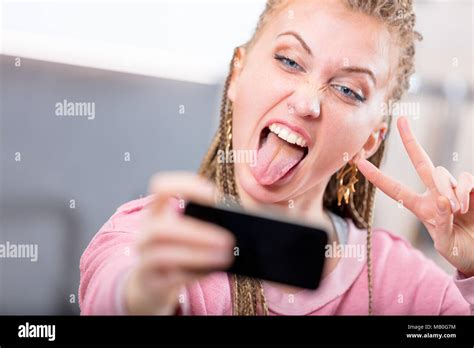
[124,173,235,315]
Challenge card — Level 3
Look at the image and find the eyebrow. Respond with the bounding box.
[339,66,377,86]
[276,31,313,56]
[277,31,377,85]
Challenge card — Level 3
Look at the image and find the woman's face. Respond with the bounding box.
[228,0,397,204]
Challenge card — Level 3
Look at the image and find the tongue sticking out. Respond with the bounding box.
[252,131,306,185]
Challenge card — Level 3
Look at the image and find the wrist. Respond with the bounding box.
[124,269,179,315]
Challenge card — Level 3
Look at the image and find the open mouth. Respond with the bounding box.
[252,123,309,186]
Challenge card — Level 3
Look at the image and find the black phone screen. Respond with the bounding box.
[184,201,328,290]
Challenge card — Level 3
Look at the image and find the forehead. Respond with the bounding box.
[260,0,396,86]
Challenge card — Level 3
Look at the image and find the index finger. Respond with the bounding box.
[397,116,437,192]
[148,172,217,214]
[356,158,419,212]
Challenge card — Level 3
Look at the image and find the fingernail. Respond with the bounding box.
[449,175,458,188]
[460,203,465,213]
[399,117,408,132]
[449,199,457,212]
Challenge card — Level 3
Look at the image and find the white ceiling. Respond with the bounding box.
[1,0,267,84]
[1,0,472,86]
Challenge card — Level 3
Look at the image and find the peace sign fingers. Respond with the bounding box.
[397,116,437,194]
[356,158,420,213]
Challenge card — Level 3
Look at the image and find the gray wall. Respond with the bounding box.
[0,55,221,314]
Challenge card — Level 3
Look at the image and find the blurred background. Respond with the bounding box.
[0,0,472,314]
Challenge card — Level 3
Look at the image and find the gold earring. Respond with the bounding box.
[336,163,359,206]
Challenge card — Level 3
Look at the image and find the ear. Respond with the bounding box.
[227,47,246,103]
[351,121,388,163]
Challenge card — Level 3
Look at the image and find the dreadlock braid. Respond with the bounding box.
[198,49,269,315]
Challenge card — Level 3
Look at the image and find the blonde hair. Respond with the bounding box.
[199,0,422,315]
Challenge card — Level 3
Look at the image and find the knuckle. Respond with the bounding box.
[140,251,155,268]
[144,218,165,238]
[371,170,381,185]
[149,252,168,269]
[149,173,166,193]
[417,160,429,171]
[404,137,415,146]
[392,182,402,199]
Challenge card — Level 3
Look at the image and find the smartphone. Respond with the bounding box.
[184,201,328,290]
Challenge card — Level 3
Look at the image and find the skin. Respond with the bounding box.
[124,0,474,314]
[228,0,393,292]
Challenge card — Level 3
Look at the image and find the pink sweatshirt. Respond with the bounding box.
[79,195,474,315]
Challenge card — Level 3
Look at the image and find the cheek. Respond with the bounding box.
[313,104,373,164]
[232,58,294,150]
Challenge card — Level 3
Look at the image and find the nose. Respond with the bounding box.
[286,83,322,119]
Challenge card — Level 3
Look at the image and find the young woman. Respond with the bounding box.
[79,0,474,315]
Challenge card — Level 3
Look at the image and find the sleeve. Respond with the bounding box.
[78,196,188,315]
[441,271,474,315]
[79,228,139,315]
[371,229,471,315]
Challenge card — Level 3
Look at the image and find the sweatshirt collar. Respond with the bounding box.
[262,218,367,315]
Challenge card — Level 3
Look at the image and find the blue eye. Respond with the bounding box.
[274,54,305,72]
[332,84,366,103]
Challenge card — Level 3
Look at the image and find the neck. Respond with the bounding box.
[235,177,341,293]
[235,178,337,242]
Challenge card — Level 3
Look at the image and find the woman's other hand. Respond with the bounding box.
[357,116,474,277]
